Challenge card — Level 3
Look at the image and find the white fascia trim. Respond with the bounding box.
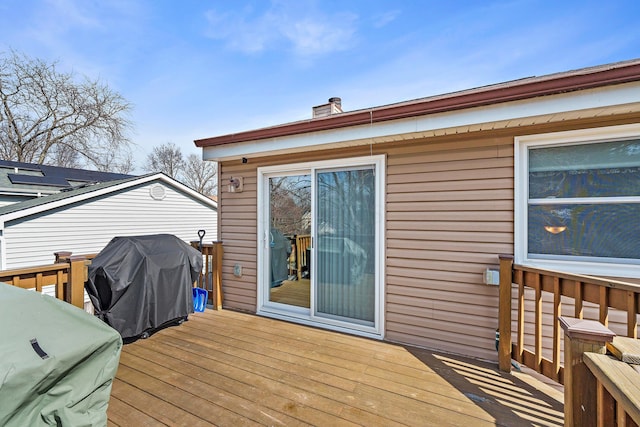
[156,175,219,209]
[203,81,640,162]
[0,173,216,223]
[0,188,57,197]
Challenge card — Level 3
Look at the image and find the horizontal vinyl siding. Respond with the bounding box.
[3,182,217,269]
[219,163,258,312]
[219,147,371,313]
[385,137,514,361]
[216,115,640,362]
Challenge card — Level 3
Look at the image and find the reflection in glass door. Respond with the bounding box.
[315,167,376,325]
[268,174,311,308]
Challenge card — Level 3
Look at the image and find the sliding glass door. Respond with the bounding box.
[258,156,384,337]
[315,167,375,326]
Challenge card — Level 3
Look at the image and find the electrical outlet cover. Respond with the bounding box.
[233,263,242,277]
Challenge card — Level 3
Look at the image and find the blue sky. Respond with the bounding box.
[1,0,639,172]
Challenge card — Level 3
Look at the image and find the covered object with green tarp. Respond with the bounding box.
[0,283,122,426]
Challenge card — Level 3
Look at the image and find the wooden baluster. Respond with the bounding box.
[67,256,87,309]
[56,269,64,300]
[553,276,562,383]
[211,241,224,310]
[517,270,525,363]
[599,286,609,327]
[534,273,542,373]
[596,381,615,427]
[498,254,514,372]
[206,248,212,300]
[628,291,638,339]
[575,281,584,319]
[35,272,43,294]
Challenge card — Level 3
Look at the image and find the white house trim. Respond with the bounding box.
[203,81,640,162]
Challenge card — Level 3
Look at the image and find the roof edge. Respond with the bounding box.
[195,59,640,148]
[0,173,217,224]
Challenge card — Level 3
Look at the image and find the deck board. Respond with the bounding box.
[108,309,563,426]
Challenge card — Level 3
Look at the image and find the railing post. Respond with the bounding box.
[54,251,72,263]
[212,241,224,310]
[67,255,87,309]
[560,316,615,427]
[498,254,514,372]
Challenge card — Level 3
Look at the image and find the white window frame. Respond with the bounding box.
[256,155,386,339]
[515,123,640,278]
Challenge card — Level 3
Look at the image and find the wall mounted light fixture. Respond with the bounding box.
[228,176,243,193]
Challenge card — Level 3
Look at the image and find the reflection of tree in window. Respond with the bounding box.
[269,176,311,236]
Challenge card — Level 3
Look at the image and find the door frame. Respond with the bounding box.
[256,155,386,339]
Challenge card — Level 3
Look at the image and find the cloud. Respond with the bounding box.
[203,2,358,56]
[371,10,400,28]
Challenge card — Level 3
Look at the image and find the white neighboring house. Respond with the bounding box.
[0,172,218,270]
[0,172,218,311]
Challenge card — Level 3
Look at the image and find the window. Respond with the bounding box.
[515,124,640,278]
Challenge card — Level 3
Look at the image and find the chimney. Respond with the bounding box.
[312,97,343,118]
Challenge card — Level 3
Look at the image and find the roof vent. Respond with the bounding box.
[312,97,342,118]
[149,184,166,200]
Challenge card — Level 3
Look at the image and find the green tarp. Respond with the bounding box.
[0,283,122,426]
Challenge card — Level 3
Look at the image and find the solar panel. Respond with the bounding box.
[8,174,70,187]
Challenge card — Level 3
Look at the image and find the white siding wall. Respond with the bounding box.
[2,181,217,269]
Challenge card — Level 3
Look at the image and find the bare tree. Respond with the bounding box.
[0,50,134,172]
[144,142,185,178]
[182,154,218,196]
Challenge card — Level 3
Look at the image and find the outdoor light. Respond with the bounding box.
[228,176,243,193]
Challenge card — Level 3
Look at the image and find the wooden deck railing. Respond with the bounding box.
[560,319,640,427]
[498,254,640,385]
[190,241,224,309]
[295,234,311,280]
[0,255,90,308]
[1,242,224,311]
[584,351,640,427]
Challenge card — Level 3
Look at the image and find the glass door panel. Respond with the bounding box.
[268,174,311,308]
[315,167,376,325]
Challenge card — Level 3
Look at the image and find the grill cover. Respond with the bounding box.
[0,283,122,426]
[86,234,202,339]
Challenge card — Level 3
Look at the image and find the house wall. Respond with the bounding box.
[218,114,640,362]
[2,181,218,269]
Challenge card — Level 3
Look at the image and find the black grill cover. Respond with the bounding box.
[85,234,202,339]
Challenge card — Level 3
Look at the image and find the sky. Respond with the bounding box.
[1,0,639,172]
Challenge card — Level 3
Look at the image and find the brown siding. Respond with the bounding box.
[217,114,640,362]
[385,136,514,361]
[219,147,372,312]
[219,162,258,312]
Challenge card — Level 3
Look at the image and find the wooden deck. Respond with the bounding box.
[269,279,310,308]
[107,309,564,426]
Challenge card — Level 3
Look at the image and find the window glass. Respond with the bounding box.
[528,203,640,261]
[527,138,640,264]
[529,140,640,198]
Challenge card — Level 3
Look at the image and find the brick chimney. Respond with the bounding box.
[312,97,342,118]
